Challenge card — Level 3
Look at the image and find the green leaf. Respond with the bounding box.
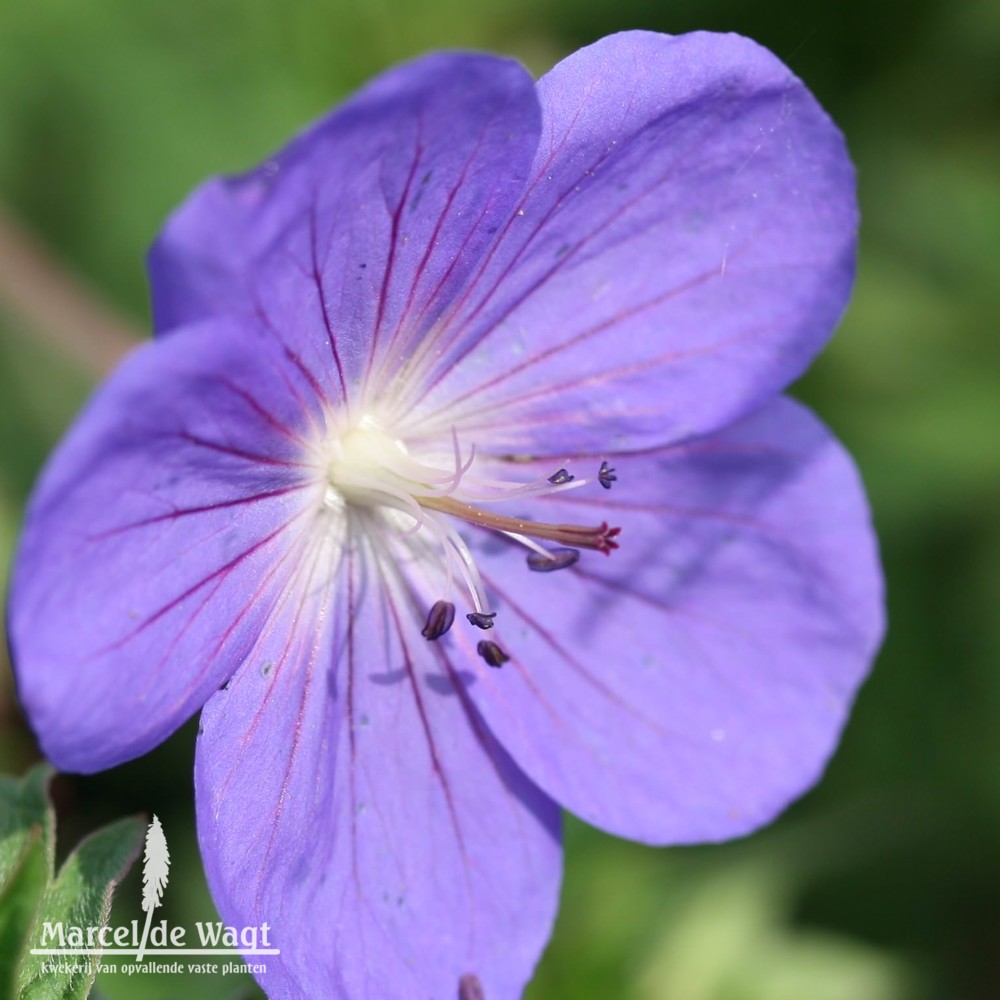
[17,816,144,1000]
[0,765,56,994]
[0,829,48,998]
[0,765,55,892]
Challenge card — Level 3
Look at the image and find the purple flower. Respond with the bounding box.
[9,31,882,1000]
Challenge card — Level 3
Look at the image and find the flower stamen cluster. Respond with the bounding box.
[321,412,619,652]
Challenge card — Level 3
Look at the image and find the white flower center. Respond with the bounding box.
[317,411,619,647]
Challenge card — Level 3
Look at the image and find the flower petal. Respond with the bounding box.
[463,397,883,843]
[409,32,858,453]
[8,320,326,772]
[195,527,561,1000]
[148,52,541,415]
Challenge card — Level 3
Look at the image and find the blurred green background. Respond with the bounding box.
[1,0,998,998]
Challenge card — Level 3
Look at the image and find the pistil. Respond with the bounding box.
[416,495,621,555]
[321,415,622,646]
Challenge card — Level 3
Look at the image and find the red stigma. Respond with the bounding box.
[596,522,622,555]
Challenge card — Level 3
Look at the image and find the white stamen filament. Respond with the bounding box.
[319,412,618,627]
[421,511,492,615]
[501,531,556,560]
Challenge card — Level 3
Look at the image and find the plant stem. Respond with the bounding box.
[0,204,141,377]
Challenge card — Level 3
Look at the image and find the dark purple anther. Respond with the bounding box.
[477,640,509,668]
[598,460,617,489]
[422,600,456,640]
[547,468,574,485]
[458,973,485,1000]
[466,611,497,630]
[526,547,580,573]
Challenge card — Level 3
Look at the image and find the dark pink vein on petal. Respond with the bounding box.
[139,526,310,706]
[418,91,596,351]
[543,491,819,568]
[135,519,317,715]
[420,260,805,436]
[390,129,486,338]
[377,104,526,404]
[417,97,772,408]
[364,118,426,386]
[308,202,350,403]
[414,116,668,381]
[385,582,471,869]
[168,431,310,469]
[430,310,780,432]
[563,562,790,703]
[426,261,726,424]
[90,506,312,656]
[204,516,321,669]
[256,545,332,901]
[366,545,476,900]
[205,375,311,446]
[384,549,551,873]
[213,525,330,794]
[424,198,746,422]
[482,570,675,740]
[251,290,332,419]
[389,560,561,950]
[206,517,337,926]
[430,639,556,879]
[86,484,311,542]
[570,561,776,663]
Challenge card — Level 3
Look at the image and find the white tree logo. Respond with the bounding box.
[136,814,170,960]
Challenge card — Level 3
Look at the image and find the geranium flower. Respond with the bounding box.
[9,30,882,1000]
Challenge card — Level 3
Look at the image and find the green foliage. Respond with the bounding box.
[0,766,145,1000]
[19,818,145,1000]
[633,861,918,1000]
[0,766,54,891]
[0,767,54,997]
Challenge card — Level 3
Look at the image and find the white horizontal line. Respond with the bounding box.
[30,949,280,956]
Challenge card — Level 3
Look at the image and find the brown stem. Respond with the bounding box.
[0,205,142,377]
